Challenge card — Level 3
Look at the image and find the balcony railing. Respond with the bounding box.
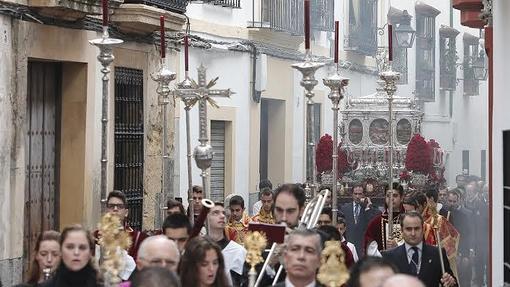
[189,0,241,8]
[311,0,334,32]
[249,0,334,36]
[124,0,188,14]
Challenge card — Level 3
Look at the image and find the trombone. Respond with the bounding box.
[253,189,330,287]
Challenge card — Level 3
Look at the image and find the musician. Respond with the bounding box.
[251,179,273,216]
[363,182,404,256]
[274,229,323,287]
[381,212,457,287]
[162,213,191,254]
[273,183,306,228]
[207,203,247,286]
[16,231,61,286]
[251,187,275,224]
[257,183,307,286]
[94,190,148,260]
[226,195,251,244]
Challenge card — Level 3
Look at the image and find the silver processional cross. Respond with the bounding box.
[174,64,233,199]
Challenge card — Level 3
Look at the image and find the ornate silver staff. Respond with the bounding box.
[151,18,176,226]
[323,21,349,225]
[174,64,233,199]
[89,2,123,208]
[379,24,400,238]
[174,34,198,225]
[292,55,324,197]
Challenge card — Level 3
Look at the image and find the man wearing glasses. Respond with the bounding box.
[97,190,148,260]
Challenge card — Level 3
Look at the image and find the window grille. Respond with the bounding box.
[345,0,378,56]
[114,67,144,231]
[463,33,480,96]
[415,3,440,101]
[439,26,460,91]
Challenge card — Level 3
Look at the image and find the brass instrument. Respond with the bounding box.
[190,199,215,237]
[42,268,51,281]
[254,189,330,287]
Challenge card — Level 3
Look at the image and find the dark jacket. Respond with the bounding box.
[340,202,380,255]
[40,263,101,287]
[382,243,457,287]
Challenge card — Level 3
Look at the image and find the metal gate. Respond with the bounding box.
[24,61,61,275]
[114,67,144,230]
[210,120,226,202]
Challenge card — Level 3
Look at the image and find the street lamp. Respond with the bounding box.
[394,10,416,49]
[472,49,488,80]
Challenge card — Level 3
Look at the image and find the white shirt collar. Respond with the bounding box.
[285,277,317,287]
[405,241,423,253]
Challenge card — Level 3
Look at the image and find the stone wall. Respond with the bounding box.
[0,14,27,286]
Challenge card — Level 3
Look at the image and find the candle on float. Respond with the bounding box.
[304,0,310,50]
[160,16,166,59]
[102,0,108,27]
[184,34,189,72]
[388,24,393,62]
[334,21,339,63]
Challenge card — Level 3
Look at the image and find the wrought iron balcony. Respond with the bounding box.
[124,0,188,14]
[189,0,241,9]
[28,0,123,21]
[344,0,378,56]
[249,0,334,36]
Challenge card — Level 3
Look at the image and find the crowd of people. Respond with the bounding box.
[12,176,488,287]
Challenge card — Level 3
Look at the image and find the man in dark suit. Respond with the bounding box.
[447,189,474,287]
[340,183,380,255]
[382,211,457,287]
[274,229,323,287]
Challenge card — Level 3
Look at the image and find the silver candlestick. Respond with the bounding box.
[292,51,324,197]
[89,26,123,208]
[151,58,176,227]
[174,71,198,225]
[379,64,400,238]
[323,64,349,225]
[174,64,233,199]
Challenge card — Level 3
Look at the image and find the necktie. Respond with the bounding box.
[354,204,360,224]
[409,246,419,274]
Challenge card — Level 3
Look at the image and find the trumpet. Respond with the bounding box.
[190,199,215,237]
[253,189,330,287]
[42,268,52,281]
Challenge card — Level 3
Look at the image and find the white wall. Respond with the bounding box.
[492,0,509,284]
[176,45,251,203]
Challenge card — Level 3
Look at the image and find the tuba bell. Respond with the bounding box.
[190,198,215,237]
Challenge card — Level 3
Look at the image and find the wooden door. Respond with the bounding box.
[24,61,61,276]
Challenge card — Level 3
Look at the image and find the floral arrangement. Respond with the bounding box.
[316,134,333,174]
[404,134,432,174]
[337,143,349,176]
[316,134,350,178]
